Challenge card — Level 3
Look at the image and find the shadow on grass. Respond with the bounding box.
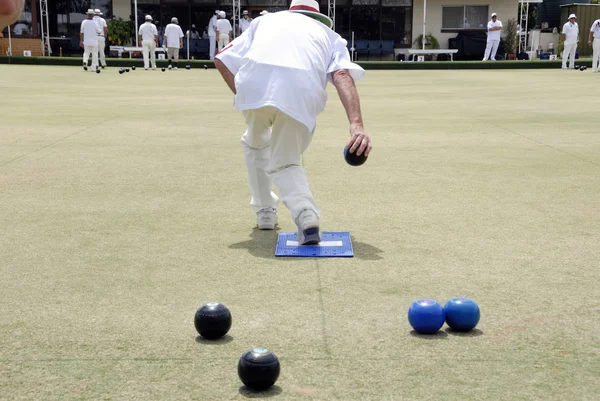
[351,236,384,260]
[444,328,484,337]
[409,330,448,339]
[195,334,234,344]
[228,228,281,260]
[239,385,282,398]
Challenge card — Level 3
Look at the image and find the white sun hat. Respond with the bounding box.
[288,0,333,29]
[568,14,577,19]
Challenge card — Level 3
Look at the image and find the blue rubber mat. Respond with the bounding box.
[275,232,354,257]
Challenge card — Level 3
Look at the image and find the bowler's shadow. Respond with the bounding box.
[195,334,234,344]
[444,328,484,337]
[410,330,449,340]
[239,385,282,398]
[229,227,281,260]
[351,236,384,260]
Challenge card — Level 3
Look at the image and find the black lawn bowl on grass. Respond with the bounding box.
[194,302,232,339]
[238,348,280,391]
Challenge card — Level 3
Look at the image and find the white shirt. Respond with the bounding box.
[216,12,364,133]
[562,22,578,44]
[487,20,502,41]
[139,22,157,41]
[239,18,252,33]
[208,15,218,37]
[216,19,232,35]
[93,16,107,37]
[591,20,600,39]
[81,19,99,46]
[164,23,184,48]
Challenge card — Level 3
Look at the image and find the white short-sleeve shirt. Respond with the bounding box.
[216,12,365,133]
[239,18,252,33]
[81,19,100,46]
[487,20,502,41]
[216,19,233,34]
[591,20,600,38]
[562,22,579,44]
[208,16,218,36]
[164,23,184,48]
[93,16,107,37]
[139,22,157,41]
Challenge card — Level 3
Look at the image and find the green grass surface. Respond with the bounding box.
[1,65,599,400]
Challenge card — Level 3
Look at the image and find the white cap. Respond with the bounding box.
[219,11,226,18]
[171,17,178,24]
[215,10,220,14]
[568,14,577,19]
[145,15,152,21]
[242,10,248,15]
[491,13,497,17]
[86,9,95,15]
[260,10,268,15]
[94,9,102,16]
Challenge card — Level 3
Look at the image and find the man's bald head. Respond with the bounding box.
[0,0,24,30]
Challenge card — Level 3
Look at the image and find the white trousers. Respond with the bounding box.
[562,42,577,68]
[83,45,98,70]
[97,37,106,67]
[209,35,216,60]
[483,40,500,61]
[217,33,229,52]
[241,106,320,221]
[142,40,156,69]
[593,38,600,72]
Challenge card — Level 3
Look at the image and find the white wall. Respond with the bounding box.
[112,0,131,20]
[411,0,518,49]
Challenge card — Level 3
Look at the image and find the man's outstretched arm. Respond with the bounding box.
[331,69,372,157]
[215,58,236,95]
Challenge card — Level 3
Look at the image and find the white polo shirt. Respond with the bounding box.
[208,15,218,37]
[93,16,107,37]
[239,18,252,33]
[591,20,600,39]
[216,12,365,133]
[216,19,232,34]
[80,19,99,46]
[164,23,184,48]
[139,22,157,41]
[487,19,502,41]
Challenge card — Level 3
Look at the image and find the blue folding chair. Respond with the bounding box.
[353,40,369,61]
[381,40,395,60]
[367,40,381,60]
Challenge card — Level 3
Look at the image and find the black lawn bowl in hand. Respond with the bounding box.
[194,302,232,339]
[344,147,367,166]
[238,348,280,391]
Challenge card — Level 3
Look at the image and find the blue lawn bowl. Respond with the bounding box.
[444,297,480,332]
[408,299,446,334]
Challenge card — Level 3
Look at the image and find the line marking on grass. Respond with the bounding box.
[0,116,116,169]
[499,125,600,168]
[314,258,331,357]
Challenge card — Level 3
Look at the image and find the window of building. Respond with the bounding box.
[442,5,488,30]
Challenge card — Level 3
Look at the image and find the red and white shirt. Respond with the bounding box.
[215,11,364,133]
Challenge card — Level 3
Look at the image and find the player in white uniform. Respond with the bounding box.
[215,0,372,245]
[238,10,252,36]
[207,10,219,60]
[483,13,502,61]
[589,19,600,72]
[561,14,579,70]
[164,17,184,70]
[0,0,24,30]
[80,9,99,71]
[93,9,108,69]
[215,11,232,52]
[138,15,158,70]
